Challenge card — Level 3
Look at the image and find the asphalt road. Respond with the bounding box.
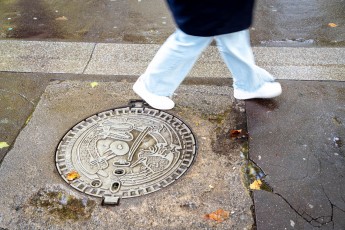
[1,0,344,46]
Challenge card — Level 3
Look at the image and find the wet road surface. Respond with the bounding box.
[253,0,345,47]
[0,0,173,43]
[1,0,344,46]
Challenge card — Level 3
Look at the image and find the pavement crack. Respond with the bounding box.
[82,43,97,74]
[268,185,345,228]
[273,192,332,228]
[322,186,345,214]
[0,89,35,107]
[248,157,335,228]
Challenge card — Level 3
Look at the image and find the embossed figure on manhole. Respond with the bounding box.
[56,105,197,204]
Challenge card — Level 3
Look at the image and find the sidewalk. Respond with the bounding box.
[0,40,344,229]
[0,79,254,229]
[1,40,345,80]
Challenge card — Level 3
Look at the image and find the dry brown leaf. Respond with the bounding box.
[230,129,248,140]
[230,129,242,137]
[66,170,80,181]
[204,209,230,222]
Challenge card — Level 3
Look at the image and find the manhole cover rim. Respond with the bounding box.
[55,105,198,200]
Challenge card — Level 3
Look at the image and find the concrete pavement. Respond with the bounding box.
[0,40,344,229]
[247,81,345,229]
[0,80,254,229]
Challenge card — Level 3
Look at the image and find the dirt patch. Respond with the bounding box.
[207,102,248,159]
[26,186,96,222]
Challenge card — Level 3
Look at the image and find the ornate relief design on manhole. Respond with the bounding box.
[56,105,197,203]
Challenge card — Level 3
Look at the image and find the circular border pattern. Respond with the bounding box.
[56,106,197,199]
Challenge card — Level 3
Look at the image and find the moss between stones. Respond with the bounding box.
[206,110,230,125]
[29,188,96,221]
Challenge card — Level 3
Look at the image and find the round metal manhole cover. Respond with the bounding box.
[56,104,197,202]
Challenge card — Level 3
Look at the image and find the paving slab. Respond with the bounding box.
[0,72,50,162]
[0,80,253,229]
[84,44,345,81]
[0,40,94,73]
[83,43,231,78]
[246,81,345,229]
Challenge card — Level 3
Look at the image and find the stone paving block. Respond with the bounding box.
[77,43,345,81]
[0,40,95,73]
[83,43,160,76]
[246,81,345,229]
[254,47,345,81]
[254,47,345,66]
[83,43,231,78]
[1,40,344,81]
[262,66,345,81]
[0,81,253,229]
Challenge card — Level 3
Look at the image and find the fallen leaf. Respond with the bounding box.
[0,142,10,149]
[55,16,68,21]
[90,82,99,88]
[249,179,262,190]
[328,23,337,28]
[230,129,242,137]
[230,129,248,140]
[25,114,33,125]
[204,209,230,222]
[66,170,80,181]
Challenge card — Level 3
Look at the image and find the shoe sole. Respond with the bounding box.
[234,83,282,100]
[133,79,175,110]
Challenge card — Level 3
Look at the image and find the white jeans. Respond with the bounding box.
[141,29,274,96]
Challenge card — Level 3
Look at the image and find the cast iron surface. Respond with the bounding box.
[56,105,197,201]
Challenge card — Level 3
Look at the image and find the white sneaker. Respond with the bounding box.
[133,78,175,110]
[234,82,282,100]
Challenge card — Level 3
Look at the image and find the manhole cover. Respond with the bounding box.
[56,102,197,205]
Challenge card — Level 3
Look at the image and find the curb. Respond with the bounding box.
[1,40,344,81]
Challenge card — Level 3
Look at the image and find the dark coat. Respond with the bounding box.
[166,0,255,37]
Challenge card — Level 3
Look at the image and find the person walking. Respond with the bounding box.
[133,0,282,110]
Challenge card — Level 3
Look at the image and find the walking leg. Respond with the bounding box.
[215,30,281,99]
[140,29,212,96]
